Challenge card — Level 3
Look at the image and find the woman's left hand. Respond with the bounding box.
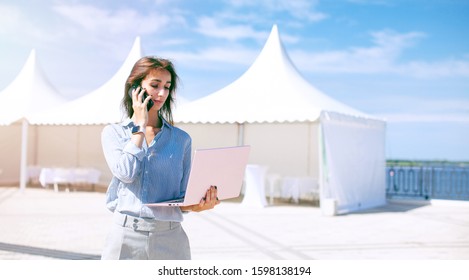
[180,185,220,212]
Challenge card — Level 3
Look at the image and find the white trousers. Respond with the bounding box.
[101,211,191,260]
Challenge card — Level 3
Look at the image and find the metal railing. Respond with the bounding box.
[386,166,469,201]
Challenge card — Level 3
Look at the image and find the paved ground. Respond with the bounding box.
[0,186,468,260]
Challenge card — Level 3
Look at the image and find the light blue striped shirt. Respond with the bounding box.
[101,118,192,221]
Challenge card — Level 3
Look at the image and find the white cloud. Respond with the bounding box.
[0,4,55,43]
[41,2,188,59]
[0,4,21,31]
[377,113,469,123]
[228,0,327,22]
[398,59,469,78]
[1,2,184,56]
[52,4,170,35]
[193,13,300,44]
[371,29,425,55]
[347,0,392,6]
[161,46,259,67]
[375,98,469,123]
[289,29,469,77]
[195,17,268,41]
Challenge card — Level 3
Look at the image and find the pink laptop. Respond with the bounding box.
[145,145,251,207]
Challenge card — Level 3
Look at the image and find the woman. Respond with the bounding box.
[101,56,219,260]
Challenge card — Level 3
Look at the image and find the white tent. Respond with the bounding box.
[30,37,188,125]
[0,49,68,125]
[175,27,367,123]
[9,37,143,188]
[175,25,386,214]
[0,49,69,189]
[30,37,142,125]
[3,37,191,189]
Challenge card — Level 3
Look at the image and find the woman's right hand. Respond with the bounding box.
[131,86,151,127]
[181,186,220,212]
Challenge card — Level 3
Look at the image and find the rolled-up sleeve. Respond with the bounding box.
[101,124,145,183]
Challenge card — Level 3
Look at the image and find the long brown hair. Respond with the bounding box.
[122,56,179,125]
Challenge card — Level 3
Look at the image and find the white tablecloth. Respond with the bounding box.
[241,164,268,208]
[281,176,319,203]
[27,166,42,183]
[39,168,101,191]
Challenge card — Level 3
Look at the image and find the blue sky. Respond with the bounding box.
[0,0,468,161]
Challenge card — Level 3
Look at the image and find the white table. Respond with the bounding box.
[241,164,268,208]
[266,174,281,205]
[39,167,101,192]
[281,176,319,203]
[27,165,42,184]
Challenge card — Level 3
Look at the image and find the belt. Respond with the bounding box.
[113,211,180,232]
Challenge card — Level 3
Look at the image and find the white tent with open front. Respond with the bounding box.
[0,38,143,189]
[25,37,143,187]
[175,25,386,214]
[0,49,69,188]
[30,37,143,125]
[0,49,68,126]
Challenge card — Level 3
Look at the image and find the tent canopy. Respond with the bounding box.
[0,49,68,125]
[173,24,386,214]
[30,37,143,125]
[174,25,370,124]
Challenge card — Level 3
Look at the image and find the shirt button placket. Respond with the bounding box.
[142,170,149,201]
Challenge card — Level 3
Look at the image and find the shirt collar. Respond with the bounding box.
[122,118,133,127]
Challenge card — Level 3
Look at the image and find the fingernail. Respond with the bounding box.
[214,186,217,190]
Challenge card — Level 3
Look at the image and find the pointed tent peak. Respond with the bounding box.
[175,24,370,123]
[29,37,145,125]
[8,48,60,94]
[260,23,284,60]
[21,49,55,79]
[18,49,39,80]
[130,36,143,58]
[118,35,143,76]
[0,49,67,125]
[267,24,280,44]
[244,24,298,79]
[26,48,37,63]
[19,48,37,70]
[134,36,141,48]
[98,36,143,89]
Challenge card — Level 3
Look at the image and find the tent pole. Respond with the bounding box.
[19,119,28,191]
[237,123,245,146]
[318,117,325,202]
